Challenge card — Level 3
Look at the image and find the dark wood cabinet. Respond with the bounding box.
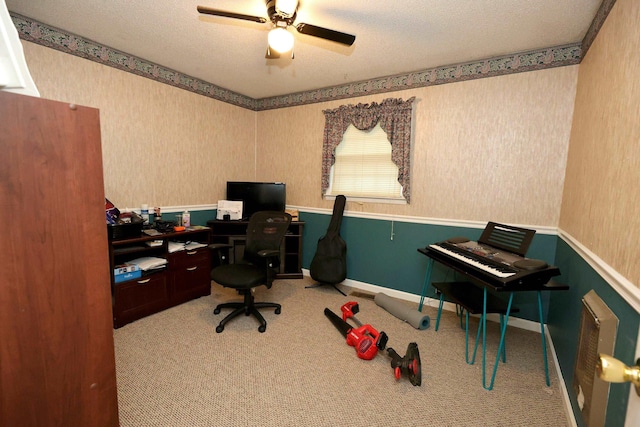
[114,273,171,324]
[207,219,304,279]
[0,92,119,426]
[169,246,212,305]
[110,228,211,328]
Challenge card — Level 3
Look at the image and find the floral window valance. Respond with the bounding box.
[321,97,415,202]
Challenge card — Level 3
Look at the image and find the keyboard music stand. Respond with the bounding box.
[478,221,535,257]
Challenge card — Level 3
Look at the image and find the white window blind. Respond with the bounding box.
[327,123,403,201]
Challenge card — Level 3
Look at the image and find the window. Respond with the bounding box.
[326,123,404,202]
[321,97,415,203]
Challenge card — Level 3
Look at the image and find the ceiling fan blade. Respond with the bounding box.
[197,5,267,23]
[295,23,355,46]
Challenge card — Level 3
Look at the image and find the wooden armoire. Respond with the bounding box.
[0,91,119,426]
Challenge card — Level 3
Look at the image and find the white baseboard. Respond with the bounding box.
[545,323,579,426]
[303,269,544,332]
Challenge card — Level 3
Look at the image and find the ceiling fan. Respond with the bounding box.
[197,0,356,59]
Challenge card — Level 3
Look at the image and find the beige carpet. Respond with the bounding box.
[113,276,571,426]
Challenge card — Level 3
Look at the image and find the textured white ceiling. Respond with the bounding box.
[6,0,604,99]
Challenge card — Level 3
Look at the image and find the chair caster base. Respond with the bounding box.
[213,296,280,333]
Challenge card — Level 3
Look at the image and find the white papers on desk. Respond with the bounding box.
[168,241,186,253]
[185,241,207,250]
[168,241,207,253]
[129,257,168,271]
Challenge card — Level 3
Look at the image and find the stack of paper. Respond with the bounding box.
[185,242,207,250]
[168,241,186,253]
[129,257,168,271]
[168,241,207,252]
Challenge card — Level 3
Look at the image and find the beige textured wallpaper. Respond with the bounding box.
[21,40,579,230]
[258,67,578,227]
[21,42,256,210]
[560,0,640,286]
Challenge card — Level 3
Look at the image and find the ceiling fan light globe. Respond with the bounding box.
[268,27,294,53]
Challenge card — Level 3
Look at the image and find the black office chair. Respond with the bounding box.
[209,211,292,333]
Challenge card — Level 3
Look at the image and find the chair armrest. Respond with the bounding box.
[257,249,281,287]
[209,243,233,265]
[257,249,280,258]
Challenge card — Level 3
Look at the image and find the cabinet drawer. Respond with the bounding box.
[170,251,211,305]
[113,273,169,327]
[174,263,210,289]
[169,247,209,268]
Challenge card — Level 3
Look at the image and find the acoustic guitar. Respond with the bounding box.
[307,195,347,295]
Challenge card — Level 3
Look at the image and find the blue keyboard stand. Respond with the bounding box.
[417,249,568,390]
[432,281,516,368]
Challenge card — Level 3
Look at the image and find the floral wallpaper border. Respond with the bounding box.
[11,2,614,112]
[258,46,581,111]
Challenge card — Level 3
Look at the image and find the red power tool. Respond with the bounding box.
[326,301,422,386]
[387,343,422,386]
[340,301,363,324]
[340,301,389,350]
[324,308,387,360]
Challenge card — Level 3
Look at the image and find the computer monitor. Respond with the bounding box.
[226,181,286,220]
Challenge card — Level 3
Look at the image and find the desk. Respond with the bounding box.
[417,247,567,390]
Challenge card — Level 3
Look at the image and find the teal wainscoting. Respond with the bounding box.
[160,209,216,226]
[549,239,639,427]
[189,209,216,226]
[300,211,559,322]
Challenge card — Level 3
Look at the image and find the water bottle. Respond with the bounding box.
[182,210,190,228]
[140,204,149,225]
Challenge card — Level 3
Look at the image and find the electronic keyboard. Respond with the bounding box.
[420,239,560,290]
[428,241,517,278]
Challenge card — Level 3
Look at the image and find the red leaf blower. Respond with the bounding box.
[325,302,422,386]
[324,307,386,360]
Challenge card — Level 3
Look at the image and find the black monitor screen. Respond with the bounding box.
[226,182,286,220]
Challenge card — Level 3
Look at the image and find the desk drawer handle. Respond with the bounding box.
[137,278,151,284]
[186,266,198,271]
[187,250,198,255]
